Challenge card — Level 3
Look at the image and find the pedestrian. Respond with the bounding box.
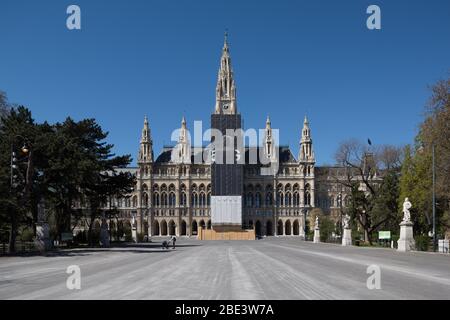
[171,235,177,249]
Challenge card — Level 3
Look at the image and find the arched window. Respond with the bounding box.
[265,192,273,206]
[200,193,206,207]
[304,184,311,206]
[153,193,160,207]
[191,193,198,207]
[255,193,261,208]
[161,193,168,207]
[169,192,176,207]
[305,192,311,206]
[285,192,292,207]
[293,192,300,206]
[142,193,149,207]
[247,193,254,207]
[181,192,187,206]
[276,192,283,207]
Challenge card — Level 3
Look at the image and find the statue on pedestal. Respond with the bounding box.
[398,197,415,252]
[131,214,137,230]
[131,213,138,243]
[343,214,350,229]
[342,214,352,246]
[402,197,412,223]
[313,216,320,243]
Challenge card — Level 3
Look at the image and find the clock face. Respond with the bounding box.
[222,104,229,110]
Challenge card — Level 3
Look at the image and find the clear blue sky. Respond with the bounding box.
[1,0,449,166]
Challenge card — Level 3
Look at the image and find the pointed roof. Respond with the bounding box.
[141,115,151,143]
[224,30,229,49]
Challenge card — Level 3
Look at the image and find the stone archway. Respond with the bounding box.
[207,220,212,230]
[192,220,198,235]
[169,220,176,236]
[199,220,206,229]
[285,220,291,236]
[143,221,149,236]
[181,220,187,236]
[266,220,273,236]
[255,220,262,237]
[160,220,168,236]
[153,220,160,236]
[277,220,283,236]
[293,220,299,236]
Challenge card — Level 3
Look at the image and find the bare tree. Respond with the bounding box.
[333,139,402,244]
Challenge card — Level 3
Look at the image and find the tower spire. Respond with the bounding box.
[139,115,153,163]
[224,30,228,48]
[264,116,276,161]
[214,32,237,115]
[172,116,191,164]
[299,115,314,162]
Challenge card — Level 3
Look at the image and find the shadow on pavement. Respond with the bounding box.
[1,241,203,258]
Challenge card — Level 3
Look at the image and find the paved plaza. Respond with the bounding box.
[0,238,449,300]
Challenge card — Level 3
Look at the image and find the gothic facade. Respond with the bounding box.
[105,37,354,239]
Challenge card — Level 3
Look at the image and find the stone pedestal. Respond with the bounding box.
[397,221,415,252]
[35,222,51,253]
[131,227,138,243]
[342,228,352,246]
[313,228,320,243]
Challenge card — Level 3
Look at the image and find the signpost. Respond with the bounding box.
[378,231,391,247]
[61,232,73,242]
[378,231,391,240]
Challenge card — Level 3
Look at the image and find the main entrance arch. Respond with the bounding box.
[277,220,283,235]
[285,220,291,236]
[192,220,198,235]
[169,220,176,236]
[181,220,187,236]
[293,220,299,235]
[266,220,273,236]
[153,220,160,236]
[160,220,168,236]
[255,220,262,237]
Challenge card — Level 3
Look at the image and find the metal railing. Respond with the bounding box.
[0,241,37,255]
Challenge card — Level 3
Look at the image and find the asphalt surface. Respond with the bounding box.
[0,238,449,300]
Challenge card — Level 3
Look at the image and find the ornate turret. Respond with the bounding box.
[299,115,315,162]
[214,32,237,115]
[138,115,153,163]
[264,116,276,160]
[172,116,191,164]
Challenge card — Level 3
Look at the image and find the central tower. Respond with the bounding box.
[210,33,244,230]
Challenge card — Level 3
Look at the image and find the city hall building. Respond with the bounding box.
[107,36,354,239]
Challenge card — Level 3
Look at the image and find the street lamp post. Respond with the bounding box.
[432,143,436,252]
[8,135,33,253]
